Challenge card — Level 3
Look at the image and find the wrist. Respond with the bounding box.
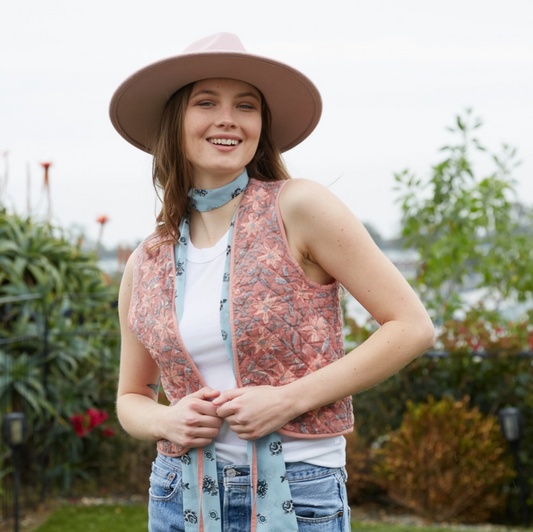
[280,380,312,420]
[149,403,170,441]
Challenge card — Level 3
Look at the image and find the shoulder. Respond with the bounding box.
[279,178,348,222]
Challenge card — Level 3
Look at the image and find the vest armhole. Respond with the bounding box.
[274,179,338,290]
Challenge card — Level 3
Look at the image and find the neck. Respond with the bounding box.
[189,195,243,248]
[187,168,249,248]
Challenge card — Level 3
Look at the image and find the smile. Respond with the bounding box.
[208,138,241,146]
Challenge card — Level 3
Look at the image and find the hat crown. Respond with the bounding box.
[183,32,247,54]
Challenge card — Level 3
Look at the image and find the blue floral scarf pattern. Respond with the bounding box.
[174,169,298,532]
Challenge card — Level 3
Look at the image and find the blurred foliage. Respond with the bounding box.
[345,111,533,524]
[374,396,514,522]
[394,108,533,321]
[0,207,120,491]
[344,429,381,505]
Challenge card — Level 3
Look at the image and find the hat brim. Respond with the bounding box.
[109,50,322,154]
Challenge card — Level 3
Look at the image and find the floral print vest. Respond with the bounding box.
[128,178,354,456]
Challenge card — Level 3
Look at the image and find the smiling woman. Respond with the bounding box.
[183,80,262,188]
[110,32,435,532]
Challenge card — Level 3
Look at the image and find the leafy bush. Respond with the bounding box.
[0,208,120,492]
[345,307,533,521]
[344,111,533,523]
[374,396,515,522]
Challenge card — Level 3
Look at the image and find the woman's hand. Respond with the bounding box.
[212,386,295,440]
[158,387,224,448]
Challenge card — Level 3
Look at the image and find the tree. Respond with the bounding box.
[395,109,533,320]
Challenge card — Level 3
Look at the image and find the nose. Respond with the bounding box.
[215,105,237,128]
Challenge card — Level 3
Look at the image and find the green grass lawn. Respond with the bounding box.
[33,506,528,532]
[34,505,148,532]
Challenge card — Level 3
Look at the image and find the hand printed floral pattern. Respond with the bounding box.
[128,179,354,455]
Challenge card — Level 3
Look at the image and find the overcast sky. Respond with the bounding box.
[1,0,532,248]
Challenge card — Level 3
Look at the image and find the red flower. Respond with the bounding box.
[87,408,109,429]
[102,428,114,438]
[70,414,89,438]
[70,408,110,437]
[96,215,109,225]
[40,162,52,186]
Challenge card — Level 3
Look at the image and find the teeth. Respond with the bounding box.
[209,138,239,146]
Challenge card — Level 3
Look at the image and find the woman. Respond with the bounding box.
[111,33,435,532]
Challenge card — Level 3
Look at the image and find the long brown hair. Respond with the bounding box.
[151,81,291,243]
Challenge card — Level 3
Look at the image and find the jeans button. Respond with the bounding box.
[226,468,236,478]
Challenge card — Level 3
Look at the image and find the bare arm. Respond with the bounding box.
[116,252,223,448]
[213,179,435,439]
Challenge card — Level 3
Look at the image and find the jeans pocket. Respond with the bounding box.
[289,468,345,530]
[149,457,183,502]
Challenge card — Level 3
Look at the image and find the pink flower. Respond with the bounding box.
[252,188,268,211]
[242,213,265,235]
[252,294,282,324]
[251,328,278,356]
[96,215,109,225]
[293,282,310,307]
[302,315,329,343]
[258,243,283,269]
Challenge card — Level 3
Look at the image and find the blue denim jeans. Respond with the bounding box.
[148,453,351,532]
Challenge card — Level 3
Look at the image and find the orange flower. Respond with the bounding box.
[40,162,52,186]
[96,214,109,225]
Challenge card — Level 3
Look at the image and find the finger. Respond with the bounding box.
[196,414,224,429]
[187,437,217,447]
[211,388,247,406]
[193,400,223,418]
[186,426,221,439]
[178,426,221,447]
[182,412,224,429]
[190,387,221,401]
[215,402,238,419]
[224,415,249,432]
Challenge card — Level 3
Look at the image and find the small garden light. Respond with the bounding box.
[2,412,28,447]
[2,412,28,532]
[498,407,522,443]
[498,407,530,528]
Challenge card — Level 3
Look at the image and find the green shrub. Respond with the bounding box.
[0,208,120,492]
[374,395,514,522]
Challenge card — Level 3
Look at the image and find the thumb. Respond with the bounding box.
[190,387,221,401]
[211,387,246,406]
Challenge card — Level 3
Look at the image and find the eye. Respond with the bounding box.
[237,103,256,110]
[197,101,215,107]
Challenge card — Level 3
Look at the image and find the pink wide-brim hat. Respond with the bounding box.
[109,32,322,153]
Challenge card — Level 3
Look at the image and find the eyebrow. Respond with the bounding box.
[190,89,261,102]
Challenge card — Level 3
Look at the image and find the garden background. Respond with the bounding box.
[1,109,532,530]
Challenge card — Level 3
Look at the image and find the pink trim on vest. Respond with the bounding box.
[128,179,354,456]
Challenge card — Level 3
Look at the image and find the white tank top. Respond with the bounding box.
[179,231,346,467]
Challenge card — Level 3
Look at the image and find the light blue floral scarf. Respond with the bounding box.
[174,169,298,532]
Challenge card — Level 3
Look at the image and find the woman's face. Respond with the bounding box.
[183,78,262,185]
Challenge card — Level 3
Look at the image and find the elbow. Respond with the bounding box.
[418,317,436,354]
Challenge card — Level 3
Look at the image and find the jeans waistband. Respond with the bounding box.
[156,453,347,486]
